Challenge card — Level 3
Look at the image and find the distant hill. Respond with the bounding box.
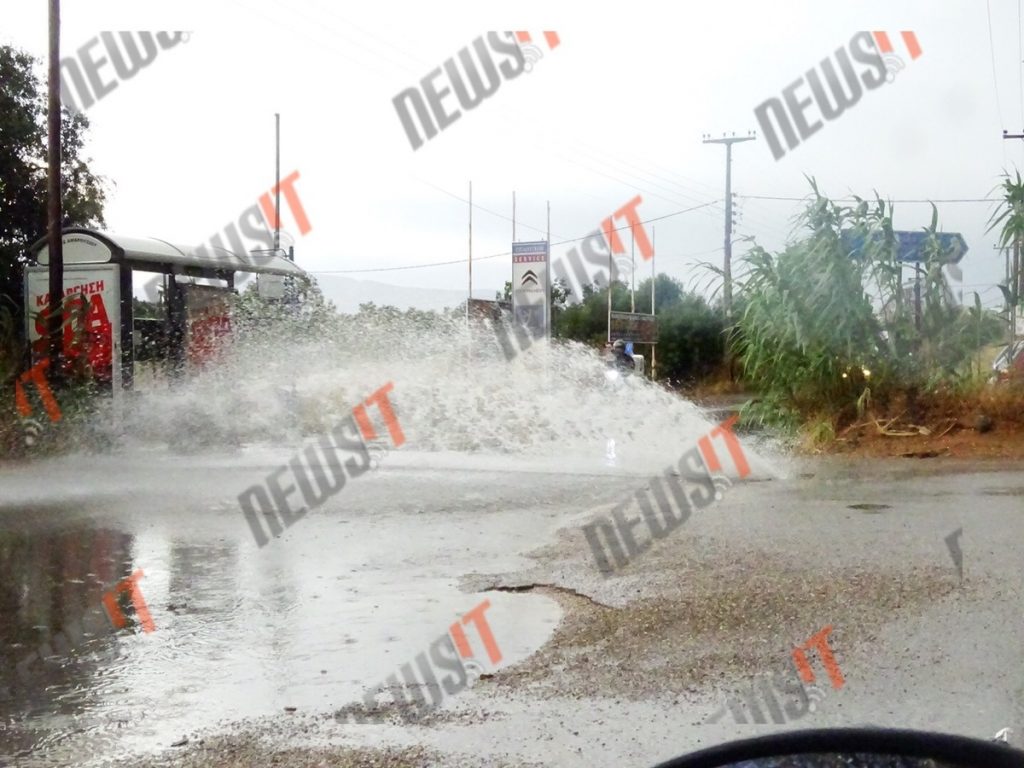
[137,272,502,315]
[311,274,501,314]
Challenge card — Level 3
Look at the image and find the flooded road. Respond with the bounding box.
[2,443,1023,767]
[2,335,1022,768]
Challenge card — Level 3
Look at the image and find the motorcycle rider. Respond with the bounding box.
[609,338,635,373]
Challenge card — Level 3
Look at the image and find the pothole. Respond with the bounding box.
[846,503,891,512]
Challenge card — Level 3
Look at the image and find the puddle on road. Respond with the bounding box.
[0,497,562,767]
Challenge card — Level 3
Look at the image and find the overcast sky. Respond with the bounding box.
[6,0,1024,308]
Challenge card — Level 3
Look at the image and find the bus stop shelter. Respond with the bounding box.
[25,227,307,410]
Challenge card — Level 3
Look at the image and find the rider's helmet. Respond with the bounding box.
[612,339,626,351]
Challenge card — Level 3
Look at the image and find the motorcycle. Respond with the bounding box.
[602,354,634,465]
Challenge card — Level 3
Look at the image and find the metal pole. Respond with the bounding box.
[914,263,922,332]
[630,224,635,313]
[274,113,281,255]
[1014,238,1020,343]
[546,200,551,341]
[468,180,472,325]
[652,226,656,380]
[1007,245,1013,349]
[47,0,64,372]
[607,228,612,344]
[512,190,516,244]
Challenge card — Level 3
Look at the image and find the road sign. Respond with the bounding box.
[511,241,549,340]
[610,311,658,343]
[841,231,968,264]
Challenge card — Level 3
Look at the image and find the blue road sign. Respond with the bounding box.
[841,231,968,264]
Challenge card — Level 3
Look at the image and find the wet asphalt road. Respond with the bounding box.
[1,442,1023,768]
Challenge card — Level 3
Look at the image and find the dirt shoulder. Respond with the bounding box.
[689,387,1024,460]
[826,419,1024,459]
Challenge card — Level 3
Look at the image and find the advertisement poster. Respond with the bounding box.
[26,265,120,381]
[181,284,233,368]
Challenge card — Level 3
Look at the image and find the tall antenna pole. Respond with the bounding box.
[703,131,755,319]
[47,0,64,372]
[274,113,281,255]
[512,190,516,243]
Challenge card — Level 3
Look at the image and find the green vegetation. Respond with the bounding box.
[0,44,106,328]
[729,180,1004,431]
[551,274,727,385]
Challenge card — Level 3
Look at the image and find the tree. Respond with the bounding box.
[0,45,106,337]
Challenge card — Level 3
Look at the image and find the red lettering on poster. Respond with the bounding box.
[31,292,113,379]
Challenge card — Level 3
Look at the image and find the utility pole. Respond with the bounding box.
[702,131,755,319]
[47,0,64,372]
[1002,131,1024,343]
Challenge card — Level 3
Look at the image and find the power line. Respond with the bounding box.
[309,200,721,275]
[413,177,555,240]
[989,0,1007,129]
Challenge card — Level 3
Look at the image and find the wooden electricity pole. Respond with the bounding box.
[47,0,64,371]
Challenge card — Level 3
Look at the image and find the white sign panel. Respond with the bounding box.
[34,232,114,265]
[511,241,549,339]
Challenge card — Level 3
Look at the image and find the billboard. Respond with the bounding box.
[610,311,658,343]
[25,265,120,381]
[181,284,233,368]
[512,240,549,339]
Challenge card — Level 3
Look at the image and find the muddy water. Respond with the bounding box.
[0,329,778,766]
